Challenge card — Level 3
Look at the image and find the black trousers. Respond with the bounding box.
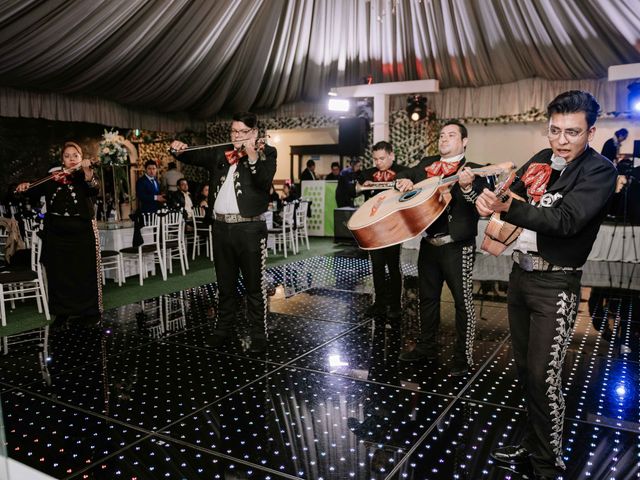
[212,220,268,340]
[416,239,476,365]
[507,264,582,477]
[369,244,402,309]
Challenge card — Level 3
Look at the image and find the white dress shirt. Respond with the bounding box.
[214,164,240,214]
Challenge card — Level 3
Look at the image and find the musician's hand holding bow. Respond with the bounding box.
[395,178,414,192]
[15,182,30,193]
[476,188,513,217]
[170,140,189,154]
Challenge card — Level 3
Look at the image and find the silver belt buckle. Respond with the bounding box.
[519,253,534,272]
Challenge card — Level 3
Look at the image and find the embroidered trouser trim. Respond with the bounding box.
[212,220,268,339]
[507,264,581,477]
[416,239,476,364]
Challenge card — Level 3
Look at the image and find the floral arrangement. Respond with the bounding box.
[98,129,129,166]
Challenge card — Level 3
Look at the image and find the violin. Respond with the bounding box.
[15,159,95,193]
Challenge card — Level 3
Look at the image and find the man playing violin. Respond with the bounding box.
[476,91,616,479]
[354,141,408,320]
[395,121,486,377]
[170,112,277,354]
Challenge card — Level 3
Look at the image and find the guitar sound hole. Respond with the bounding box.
[399,188,421,202]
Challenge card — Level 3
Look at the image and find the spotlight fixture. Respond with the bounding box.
[406,95,427,122]
[629,81,640,113]
[328,98,351,112]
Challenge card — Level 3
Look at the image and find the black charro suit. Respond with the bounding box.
[398,156,488,368]
[177,144,277,342]
[501,147,616,477]
[355,163,409,315]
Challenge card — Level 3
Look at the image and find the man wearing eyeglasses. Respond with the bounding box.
[170,112,277,354]
[476,91,617,480]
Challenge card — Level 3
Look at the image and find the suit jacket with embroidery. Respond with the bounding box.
[398,156,489,241]
[176,144,277,218]
[505,147,617,267]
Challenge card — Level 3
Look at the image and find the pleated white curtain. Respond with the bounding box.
[0,0,638,129]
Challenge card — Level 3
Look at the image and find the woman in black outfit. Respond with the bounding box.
[16,141,102,321]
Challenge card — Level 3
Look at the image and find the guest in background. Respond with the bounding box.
[281,183,299,204]
[325,162,341,180]
[336,158,362,207]
[162,161,182,192]
[168,178,194,218]
[269,184,282,211]
[15,141,102,322]
[136,160,165,213]
[196,184,209,208]
[601,128,628,162]
[300,159,317,181]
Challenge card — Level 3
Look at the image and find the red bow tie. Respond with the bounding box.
[425,160,460,178]
[225,149,246,165]
[372,169,396,182]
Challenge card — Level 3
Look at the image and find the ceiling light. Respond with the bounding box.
[406,95,427,122]
[328,98,350,112]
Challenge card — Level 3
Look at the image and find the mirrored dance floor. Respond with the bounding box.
[1,249,639,479]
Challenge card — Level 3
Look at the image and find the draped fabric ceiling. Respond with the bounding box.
[0,0,639,131]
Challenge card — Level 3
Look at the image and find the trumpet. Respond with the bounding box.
[355,181,396,194]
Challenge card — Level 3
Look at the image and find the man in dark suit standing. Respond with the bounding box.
[395,121,485,377]
[300,159,317,181]
[136,160,165,213]
[170,112,277,353]
[600,128,628,162]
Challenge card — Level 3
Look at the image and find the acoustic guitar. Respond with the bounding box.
[347,162,514,250]
[480,171,523,256]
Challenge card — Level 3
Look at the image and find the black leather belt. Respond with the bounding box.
[215,213,265,223]
[512,251,581,272]
[424,234,454,246]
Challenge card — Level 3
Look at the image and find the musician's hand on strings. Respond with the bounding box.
[15,182,30,193]
[363,180,373,187]
[395,178,414,192]
[458,167,475,190]
[477,188,512,216]
[170,140,189,154]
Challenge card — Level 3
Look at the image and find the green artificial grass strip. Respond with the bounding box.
[0,237,345,337]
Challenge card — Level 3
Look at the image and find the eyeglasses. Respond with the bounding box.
[230,128,254,136]
[547,126,588,141]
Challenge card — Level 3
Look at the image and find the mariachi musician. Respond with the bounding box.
[395,120,488,377]
[170,112,277,354]
[355,141,408,320]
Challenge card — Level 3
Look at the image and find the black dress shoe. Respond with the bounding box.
[491,444,531,465]
[365,303,386,317]
[248,337,267,353]
[399,348,437,362]
[451,362,470,377]
[205,334,231,348]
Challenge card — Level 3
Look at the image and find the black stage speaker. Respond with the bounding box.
[334,207,356,240]
[339,117,368,156]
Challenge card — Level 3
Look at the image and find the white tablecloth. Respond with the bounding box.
[404,219,640,263]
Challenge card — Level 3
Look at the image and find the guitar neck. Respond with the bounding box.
[439,165,512,186]
[357,181,395,192]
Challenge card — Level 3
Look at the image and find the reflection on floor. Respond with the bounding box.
[1,250,639,479]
